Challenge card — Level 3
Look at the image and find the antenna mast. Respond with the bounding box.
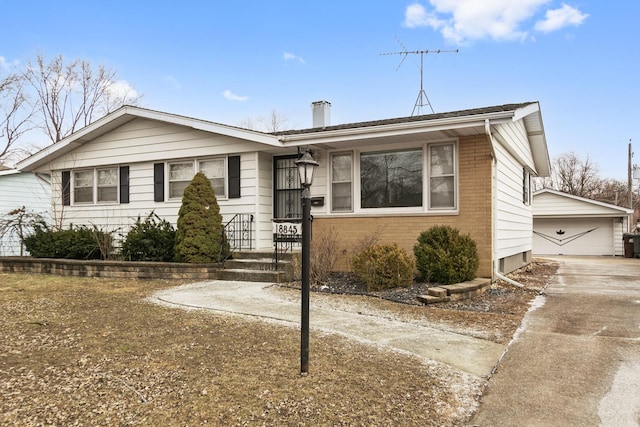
[381,40,458,115]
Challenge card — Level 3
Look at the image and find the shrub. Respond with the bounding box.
[23,222,112,260]
[351,243,415,291]
[174,172,230,263]
[413,225,479,285]
[310,227,340,285]
[121,211,176,261]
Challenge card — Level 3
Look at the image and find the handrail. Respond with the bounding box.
[221,214,254,261]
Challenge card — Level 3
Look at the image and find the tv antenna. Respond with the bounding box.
[381,38,458,115]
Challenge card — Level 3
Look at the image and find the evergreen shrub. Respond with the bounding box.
[174,172,230,263]
[121,211,176,261]
[413,225,479,285]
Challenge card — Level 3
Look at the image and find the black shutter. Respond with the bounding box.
[154,163,164,202]
[62,170,71,206]
[119,166,130,204]
[228,155,241,198]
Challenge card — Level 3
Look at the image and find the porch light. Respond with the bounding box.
[294,149,319,375]
[296,151,319,188]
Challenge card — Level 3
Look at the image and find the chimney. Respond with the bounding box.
[312,100,331,128]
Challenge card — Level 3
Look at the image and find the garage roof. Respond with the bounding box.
[533,189,634,218]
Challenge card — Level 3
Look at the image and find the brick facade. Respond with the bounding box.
[313,135,494,277]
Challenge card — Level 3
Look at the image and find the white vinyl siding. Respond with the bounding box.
[44,118,277,249]
[494,140,533,260]
[0,172,51,256]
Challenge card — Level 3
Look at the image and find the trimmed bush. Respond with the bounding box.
[413,225,479,285]
[121,211,176,261]
[351,243,415,291]
[23,222,112,260]
[174,172,230,263]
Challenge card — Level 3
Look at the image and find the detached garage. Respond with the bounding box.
[533,189,633,256]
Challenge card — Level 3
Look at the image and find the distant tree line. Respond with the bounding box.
[535,151,639,210]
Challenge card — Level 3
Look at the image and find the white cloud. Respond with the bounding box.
[222,89,249,101]
[105,80,138,102]
[0,56,20,71]
[283,51,306,64]
[535,3,589,33]
[404,1,587,45]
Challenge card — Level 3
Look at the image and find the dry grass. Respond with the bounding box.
[0,260,558,426]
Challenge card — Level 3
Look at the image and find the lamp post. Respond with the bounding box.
[295,150,319,375]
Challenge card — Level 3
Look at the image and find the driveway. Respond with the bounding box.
[471,256,640,426]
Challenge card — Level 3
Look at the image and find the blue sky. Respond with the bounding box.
[2,1,638,180]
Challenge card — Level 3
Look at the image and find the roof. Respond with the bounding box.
[17,102,549,174]
[533,189,634,217]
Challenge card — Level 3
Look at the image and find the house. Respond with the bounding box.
[16,101,550,278]
[0,167,51,256]
[532,189,634,256]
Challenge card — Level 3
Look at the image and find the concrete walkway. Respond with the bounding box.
[470,256,640,426]
[150,280,506,377]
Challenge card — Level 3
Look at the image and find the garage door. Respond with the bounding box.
[533,217,613,256]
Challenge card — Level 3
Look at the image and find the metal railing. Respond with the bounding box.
[222,214,254,261]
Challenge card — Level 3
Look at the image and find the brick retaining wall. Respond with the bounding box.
[0,257,221,280]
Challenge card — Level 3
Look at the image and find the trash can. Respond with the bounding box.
[623,233,635,258]
[635,235,640,258]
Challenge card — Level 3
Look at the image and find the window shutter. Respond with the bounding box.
[119,166,130,204]
[62,170,71,206]
[228,155,241,199]
[154,163,164,202]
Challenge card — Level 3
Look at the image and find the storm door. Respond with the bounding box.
[274,155,302,220]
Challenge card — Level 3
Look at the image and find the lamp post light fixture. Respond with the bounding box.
[295,150,319,375]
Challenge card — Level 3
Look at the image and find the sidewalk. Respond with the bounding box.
[150,280,506,378]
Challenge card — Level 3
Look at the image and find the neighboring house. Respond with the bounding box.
[532,189,634,256]
[16,101,550,278]
[0,168,51,256]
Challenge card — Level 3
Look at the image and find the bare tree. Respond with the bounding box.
[237,110,290,132]
[23,53,140,144]
[544,151,602,198]
[0,71,35,165]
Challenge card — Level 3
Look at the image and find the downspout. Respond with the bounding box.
[485,119,525,288]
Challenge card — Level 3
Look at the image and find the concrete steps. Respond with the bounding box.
[417,278,491,305]
[221,250,297,283]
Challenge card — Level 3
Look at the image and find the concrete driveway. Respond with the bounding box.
[471,256,640,426]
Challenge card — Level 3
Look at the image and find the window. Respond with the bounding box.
[199,158,226,198]
[523,168,531,205]
[168,162,194,199]
[331,152,352,211]
[429,143,456,209]
[73,170,94,203]
[97,168,118,202]
[360,149,423,208]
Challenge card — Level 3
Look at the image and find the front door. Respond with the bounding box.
[274,155,302,220]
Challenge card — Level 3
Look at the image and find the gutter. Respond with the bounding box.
[485,119,525,288]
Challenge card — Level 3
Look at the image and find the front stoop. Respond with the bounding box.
[416,278,491,305]
[221,250,297,283]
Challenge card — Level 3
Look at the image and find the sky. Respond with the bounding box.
[1,0,639,181]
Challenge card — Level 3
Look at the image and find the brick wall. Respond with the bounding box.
[314,135,494,277]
